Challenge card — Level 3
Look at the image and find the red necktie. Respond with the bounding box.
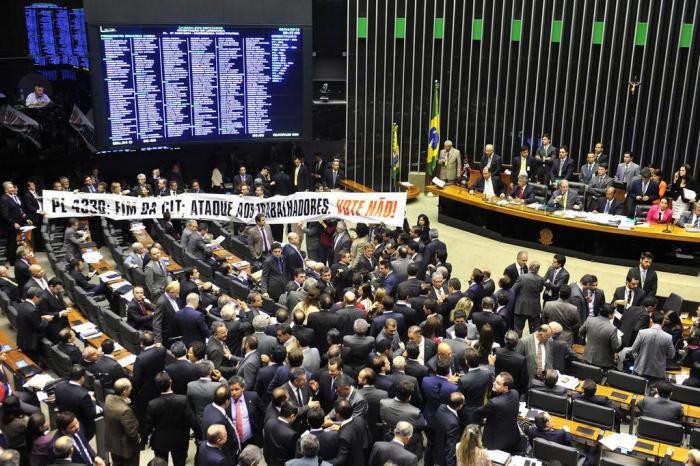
[138,302,146,315]
[235,399,244,443]
[519,187,525,199]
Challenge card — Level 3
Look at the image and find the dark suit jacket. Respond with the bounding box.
[473,176,505,196]
[145,392,201,450]
[504,263,528,287]
[471,311,507,346]
[126,298,154,331]
[429,404,461,466]
[509,184,536,203]
[17,301,48,353]
[14,259,31,293]
[256,363,280,403]
[551,157,575,180]
[292,164,310,192]
[423,239,446,266]
[329,416,369,466]
[50,430,95,465]
[334,306,366,338]
[618,305,650,348]
[233,174,254,190]
[343,335,375,371]
[297,429,339,461]
[421,375,459,423]
[479,154,503,176]
[262,255,287,301]
[473,389,521,452]
[0,277,19,302]
[0,194,26,230]
[628,178,660,204]
[593,196,624,215]
[636,396,684,423]
[263,417,299,466]
[368,441,417,466]
[165,359,201,395]
[133,346,167,406]
[494,347,528,395]
[202,403,241,463]
[526,426,573,446]
[323,169,345,190]
[154,294,180,346]
[627,266,658,297]
[612,286,646,308]
[510,157,536,183]
[55,381,97,440]
[397,278,422,299]
[38,289,68,341]
[175,306,210,346]
[82,355,128,389]
[231,392,265,444]
[543,266,570,301]
[198,444,228,466]
[404,359,429,385]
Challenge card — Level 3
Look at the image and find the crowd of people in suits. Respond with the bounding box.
[436,136,700,223]
[1,156,700,466]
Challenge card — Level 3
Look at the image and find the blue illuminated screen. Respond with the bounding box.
[25,3,89,68]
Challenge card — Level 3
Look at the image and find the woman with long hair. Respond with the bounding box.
[358,282,375,312]
[415,214,431,244]
[646,197,673,224]
[293,287,321,323]
[422,315,443,344]
[473,323,496,364]
[350,223,370,269]
[663,310,685,351]
[456,424,491,466]
[667,163,697,219]
[26,413,52,466]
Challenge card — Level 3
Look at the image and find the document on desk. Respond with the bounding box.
[600,433,638,451]
[117,354,137,367]
[487,450,512,465]
[81,251,103,264]
[556,374,580,390]
[98,271,121,282]
[72,322,97,335]
[683,188,697,201]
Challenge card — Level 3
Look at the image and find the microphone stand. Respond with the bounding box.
[663,218,672,233]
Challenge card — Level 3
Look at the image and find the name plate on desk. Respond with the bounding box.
[432,177,446,188]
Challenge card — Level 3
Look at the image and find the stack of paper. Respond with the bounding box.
[556,374,580,391]
[98,272,121,282]
[487,450,512,465]
[117,354,137,367]
[600,433,638,452]
[81,251,103,264]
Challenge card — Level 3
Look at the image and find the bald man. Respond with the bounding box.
[437,140,462,183]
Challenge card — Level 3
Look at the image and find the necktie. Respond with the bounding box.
[641,269,646,287]
[694,217,699,227]
[73,434,92,464]
[159,261,165,274]
[604,200,611,214]
[2,277,17,287]
[333,171,337,185]
[559,160,564,177]
[535,343,544,375]
[626,289,632,304]
[235,398,244,443]
[519,187,525,199]
[562,192,568,208]
[260,228,269,252]
[296,387,303,406]
[138,301,146,315]
[12,195,20,206]
[278,258,285,274]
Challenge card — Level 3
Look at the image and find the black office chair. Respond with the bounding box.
[529,182,548,203]
[214,272,234,296]
[663,292,684,314]
[634,205,652,223]
[131,267,146,289]
[100,309,123,342]
[636,416,684,446]
[49,345,72,378]
[6,305,18,329]
[527,389,569,418]
[670,383,700,406]
[605,370,647,395]
[568,360,604,383]
[532,438,581,466]
[117,320,141,355]
[690,428,700,449]
[572,399,616,431]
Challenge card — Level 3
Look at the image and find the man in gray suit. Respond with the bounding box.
[614,151,641,187]
[252,315,279,357]
[628,311,675,380]
[63,218,88,260]
[546,180,581,210]
[677,202,700,227]
[368,421,418,466]
[516,324,553,385]
[328,374,368,419]
[390,246,413,282]
[247,214,274,261]
[144,247,171,301]
[635,380,684,423]
[579,304,620,369]
[186,361,226,420]
[288,434,333,466]
[358,368,389,442]
[379,380,426,457]
[187,223,212,261]
[437,140,462,184]
[180,219,198,249]
[123,242,146,270]
[586,163,614,208]
[235,335,262,390]
[512,261,545,335]
[541,285,580,345]
[579,153,599,184]
[542,254,569,304]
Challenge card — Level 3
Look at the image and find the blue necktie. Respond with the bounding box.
[278,258,285,274]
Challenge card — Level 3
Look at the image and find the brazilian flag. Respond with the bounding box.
[426,81,440,176]
[391,123,400,187]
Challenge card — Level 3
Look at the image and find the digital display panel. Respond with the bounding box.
[25,3,89,68]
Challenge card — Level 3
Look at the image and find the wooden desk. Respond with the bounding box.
[429,184,700,273]
[398,182,419,200]
[550,416,602,444]
[339,179,374,193]
[67,309,134,372]
[132,228,154,249]
[657,444,690,463]
[601,431,660,459]
[573,382,635,408]
[0,331,40,381]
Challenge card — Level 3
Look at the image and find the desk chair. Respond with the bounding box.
[572,399,616,431]
[528,389,569,418]
[636,416,684,446]
[690,428,700,449]
[670,383,700,406]
[606,370,647,395]
[568,360,604,383]
[532,438,582,466]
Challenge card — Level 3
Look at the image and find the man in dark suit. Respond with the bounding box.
[334,292,366,338]
[422,230,446,266]
[16,287,51,361]
[323,159,345,190]
[141,371,201,466]
[509,175,537,204]
[473,372,521,453]
[228,376,266,448]
[202,385,241,464]
[51,412,102,466]
[472,167,505,197]
[530,369,568,396]
[1,181,30,263]
[311,153,325,185]
[628,251,658,297]
[186,223,212,261]
[262,243,287,302]
[542,254,569,304]
[126,286,154,331]
[368,421,418,466]
[13,249,32,293]
[470,297,507,346]
[535,135,556,184]
[525,411,574,446]
[199,424,230,466]
[618,297,653,349]
[133,332,168,437]
[403,342,429,384]
[591,186,624,215]
[154,282,181,347]
[494,331,529,395]
[479,144,502,176]
[55,328,81,365]
[396,263,422,299]
[81,342,128,391]
[256,347,286,404]
[307,304,339,355]
[550,146,575,181]
[627,167,659,216]
[331,251,354,301]
[504,250,528,285]
[421,359,459,424]
[207,321,238,379]
[427,392,464,466]
[165,341,200,395]
[328,399,369,466]
[55,365,98,441]
[357,368,389,442]
[510,146,535,184]
[611,274,646,310]
[175,293,210,346]
[263,401,299,466]
[38,278,69,342]
[343,320,374,373]
[272,165,292,196]
[292,156,310,192]
[458,348,496,424]
[233,166,254,192]
[512,261,545,335]
[635,380,684,423]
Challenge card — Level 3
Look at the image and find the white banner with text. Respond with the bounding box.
[42,190,407,226]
